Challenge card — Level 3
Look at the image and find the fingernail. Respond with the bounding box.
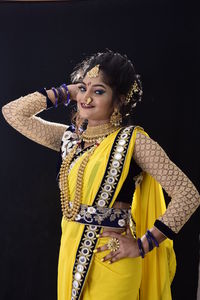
[101,258,104,262]
[93,249,97,253]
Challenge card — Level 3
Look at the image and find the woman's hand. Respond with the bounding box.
[67,83,80,101]
[46,83,79,104]
[95,228,140,263]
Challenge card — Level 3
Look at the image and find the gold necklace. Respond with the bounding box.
[82,122,119,143]
[59,123,120,221]
[59,142,99,221]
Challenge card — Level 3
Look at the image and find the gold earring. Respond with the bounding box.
[110,108,122,126]
[86,97,92,105]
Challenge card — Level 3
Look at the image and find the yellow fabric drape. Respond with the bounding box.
[132,173,176,300]
[57,126,176,300]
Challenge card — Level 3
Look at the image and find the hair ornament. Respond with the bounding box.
[125,79,142,106]
[133,80,139,93]
[87,64,100,78]
[125,81,135,104]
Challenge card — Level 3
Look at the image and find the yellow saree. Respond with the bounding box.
[57,126,176,300]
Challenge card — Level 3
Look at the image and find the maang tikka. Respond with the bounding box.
[87,64,100,78]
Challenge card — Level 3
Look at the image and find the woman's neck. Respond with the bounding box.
[81,121,120,144]
[87,119,110,127]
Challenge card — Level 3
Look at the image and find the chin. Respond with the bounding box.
[80,110,96,119]
[79,112,91,119]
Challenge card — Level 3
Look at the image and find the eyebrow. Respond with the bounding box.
[82,81,106,89]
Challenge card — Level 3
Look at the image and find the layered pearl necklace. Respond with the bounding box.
[59,122,120,221]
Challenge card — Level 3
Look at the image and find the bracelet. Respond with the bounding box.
[51,84,71,108]
[57,87,67,104]
[137,238,145,258]
[51,87,59,108]
[146,230,159,248]
[61,84,70,106]
[145,232,154,251]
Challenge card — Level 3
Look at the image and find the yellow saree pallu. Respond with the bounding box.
[57,126,176,300]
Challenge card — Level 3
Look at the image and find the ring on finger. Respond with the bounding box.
[107,237,120,252]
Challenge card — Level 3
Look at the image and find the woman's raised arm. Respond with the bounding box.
[133,131,200,237]
[2,91,68,151]
[1,83,79,152]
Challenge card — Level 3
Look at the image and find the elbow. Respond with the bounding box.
[2,104,9,121]
[1,103,15,126]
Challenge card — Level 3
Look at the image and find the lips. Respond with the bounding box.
[81,103,94,109]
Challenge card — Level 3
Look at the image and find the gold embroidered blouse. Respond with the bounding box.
[2,91,67,151]
[2,92,200,235]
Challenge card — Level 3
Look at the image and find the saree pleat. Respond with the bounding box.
[57,126,176,300]
[82,252,142,300]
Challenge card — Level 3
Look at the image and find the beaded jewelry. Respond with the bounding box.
[59,123,120,221]
[59,142,99,221]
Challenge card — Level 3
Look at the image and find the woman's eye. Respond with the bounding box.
[78,86,105,95]
[95,90,105,95]
[78,86,86,92]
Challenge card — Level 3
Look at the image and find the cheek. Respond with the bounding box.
[103,96,114,112]
[76,93,82,103]
[97,99,113,115]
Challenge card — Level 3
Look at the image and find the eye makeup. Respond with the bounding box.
[78,85,105,95]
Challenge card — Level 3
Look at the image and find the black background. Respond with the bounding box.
[0,0,199,299]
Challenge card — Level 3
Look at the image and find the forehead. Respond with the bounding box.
[83,71,107,86]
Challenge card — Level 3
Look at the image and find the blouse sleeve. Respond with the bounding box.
[2,91,68,152]
[133,131,200,237]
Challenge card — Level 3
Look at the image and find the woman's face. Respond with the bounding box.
[76,71,115,126]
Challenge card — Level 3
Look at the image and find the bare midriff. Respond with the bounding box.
[113,201,130,209]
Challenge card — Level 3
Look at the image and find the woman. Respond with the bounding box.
[2,50,200,300]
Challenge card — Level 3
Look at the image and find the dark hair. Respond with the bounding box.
[70,49,143,126]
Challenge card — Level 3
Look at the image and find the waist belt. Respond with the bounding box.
[70,202,133,229]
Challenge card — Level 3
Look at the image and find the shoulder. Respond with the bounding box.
[126,125,156,159]
[123,125,149,141]
[133,127,164,162]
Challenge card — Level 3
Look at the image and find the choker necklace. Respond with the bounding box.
[82,122,120,143]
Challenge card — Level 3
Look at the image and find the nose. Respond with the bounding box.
[83,92,93,104]
[86,97,93,105]
[82,87,93,103]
